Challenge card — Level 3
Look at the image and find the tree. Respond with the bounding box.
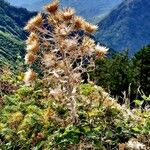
[92,50,137,103]
[133,45,150,96]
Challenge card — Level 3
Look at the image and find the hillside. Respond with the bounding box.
[0,0,35,64]
[96,0,150,55]
[6,0,122,23]
[0,31,24,64]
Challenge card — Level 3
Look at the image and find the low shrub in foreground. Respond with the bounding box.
[0,82,150,149]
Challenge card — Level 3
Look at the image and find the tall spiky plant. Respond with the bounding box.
[24,0,108,123]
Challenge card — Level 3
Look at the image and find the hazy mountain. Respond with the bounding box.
[0,0,35,64]
[6,0,122,23]
[4,0,150,56]
[96,0,150,55]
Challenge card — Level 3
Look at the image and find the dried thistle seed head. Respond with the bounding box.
[82,36,95,49]
[48,12,61,25]
[43,53,56,67]
[95,44,108,57]
[79,37,95,55]
[26,32,39,45]
[25,53,37,64]
[24,69,36,84]
[54,24,72,36]
[44,0,59,13]
[24,13,43,31]
[83,22,98,33]
[64,38,78,50]
[61,8,75,20]
[26,40,39,53]
[83,36,95,46]
[73,16,85,30]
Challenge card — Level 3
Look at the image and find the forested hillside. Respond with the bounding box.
[0,0,35,64]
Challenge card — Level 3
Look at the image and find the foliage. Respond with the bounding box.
[91,47,150,105]
[133,45,150,96]
[91,51,137,102]
[0,31,24,64]
[0,0,36,64]
[0,81,149,149]
[0,0,35,38]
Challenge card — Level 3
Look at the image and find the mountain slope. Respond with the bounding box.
[96,0,150,55]
[0,0,35,64]
[6,0,123,23]
[0,31,24,64]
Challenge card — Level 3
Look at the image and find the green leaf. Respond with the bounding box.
[142,95,150,101]
[134,99,144,106]
[132,127,141,133]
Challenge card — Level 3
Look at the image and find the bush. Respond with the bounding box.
[0,1,149,149]
[0,83,150,149]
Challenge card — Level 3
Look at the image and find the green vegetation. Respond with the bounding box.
[0,0,35,64]
[0,74,149,149]
[0,31,24,64]
[91,46,150,105]
[133,45,150,96]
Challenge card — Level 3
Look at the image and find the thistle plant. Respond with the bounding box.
[24,0,108,123]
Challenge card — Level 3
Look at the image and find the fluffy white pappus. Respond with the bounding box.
[95,44,109,56]
[126,139,146,150]
[24,69,36,85]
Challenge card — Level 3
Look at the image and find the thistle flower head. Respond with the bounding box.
[81,36,95,51]
[24,69,36,84]
[24,13,43,31]
[26,32,39,45]
[82,37,95,47]
[43,53,56,68]
[79,37,95,55]
[74,16,85,30]
[44,0,59,13]
[26,39,39,53]
[61,7,75,20]
[48,12,61,25]
[64,38,78,51]
[25,53,37,65]
[55,24,72,36]
[95,44,108,57]
[83,22,98,33]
